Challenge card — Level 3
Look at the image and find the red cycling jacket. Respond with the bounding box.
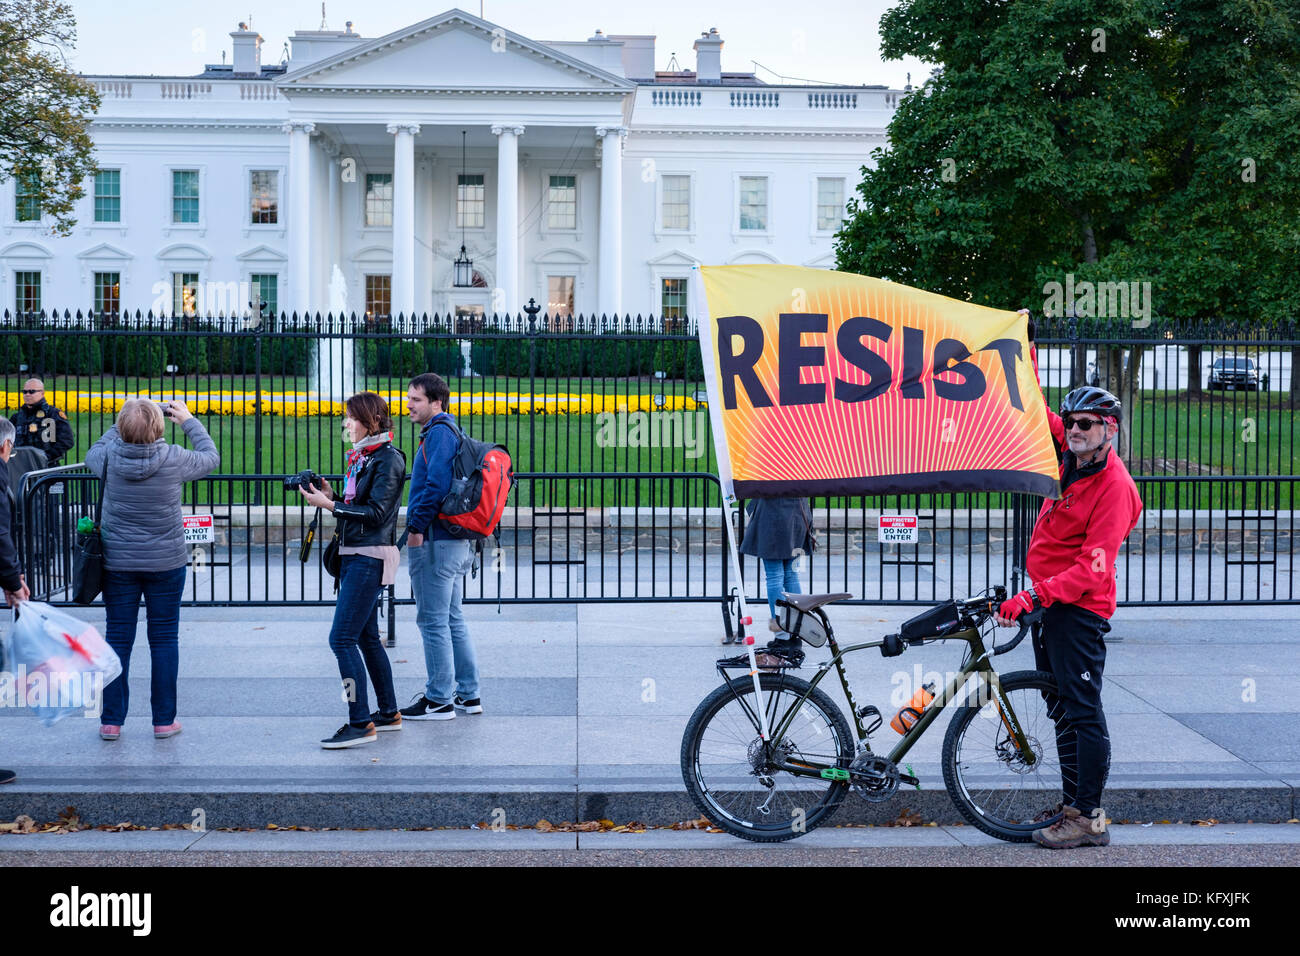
[1026,347,1143,619]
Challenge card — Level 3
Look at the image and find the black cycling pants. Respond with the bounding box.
[1032,602,1112,814]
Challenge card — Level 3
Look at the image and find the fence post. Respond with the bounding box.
[252,305,265,505]
[525,298,540,476]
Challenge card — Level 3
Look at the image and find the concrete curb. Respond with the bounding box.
[0,786,1292,830]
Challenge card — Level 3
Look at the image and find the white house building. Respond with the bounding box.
[1,8,901,323]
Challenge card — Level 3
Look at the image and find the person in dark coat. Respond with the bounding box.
[0,418,30,786]
[11,379,75,467]
[739,496,815,642]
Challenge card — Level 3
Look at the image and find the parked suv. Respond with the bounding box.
[1208,357,1261,391]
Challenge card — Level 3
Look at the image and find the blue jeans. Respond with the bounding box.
[101,565,188,725]
[763,558,802,622]
[328,554,398,725]
[409,538,478,705]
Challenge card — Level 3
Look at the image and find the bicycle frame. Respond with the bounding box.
[720,619,1038,780]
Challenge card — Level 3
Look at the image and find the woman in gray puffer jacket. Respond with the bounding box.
[85,398,219,741]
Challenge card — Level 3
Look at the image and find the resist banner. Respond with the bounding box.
[696,265,1060,499]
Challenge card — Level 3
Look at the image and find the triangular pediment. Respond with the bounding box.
[278,9,634,94]
[235,244,288,263]
[648,250,700,267]
[77,242,133,261]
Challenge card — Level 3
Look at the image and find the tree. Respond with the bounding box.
[0,0,100,235]
[836,0,1300,410]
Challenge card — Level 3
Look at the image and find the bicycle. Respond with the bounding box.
[680,586,1071,843]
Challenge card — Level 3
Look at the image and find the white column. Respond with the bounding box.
[284,120,316,316]
[597,126,626,317]
[388,122,420,318]
[415,157,435,316]
[492,124,524,314]
[325,142,342,281]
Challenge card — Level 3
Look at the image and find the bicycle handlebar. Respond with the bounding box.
[993,607,1045,656]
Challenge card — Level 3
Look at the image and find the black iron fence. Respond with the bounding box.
[20,470,1296,611]
[6,307,1297,615]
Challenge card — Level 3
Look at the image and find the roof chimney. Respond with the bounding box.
[230,23,263,75]
[693,27,722,84]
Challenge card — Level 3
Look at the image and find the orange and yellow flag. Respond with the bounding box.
[696,264,1059,499]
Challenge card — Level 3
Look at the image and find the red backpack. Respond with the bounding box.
[423,419,515,540]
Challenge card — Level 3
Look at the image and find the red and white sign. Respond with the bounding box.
[877,514,919,544]
[183,514,215,544]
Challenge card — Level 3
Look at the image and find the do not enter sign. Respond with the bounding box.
[878,515,918,544]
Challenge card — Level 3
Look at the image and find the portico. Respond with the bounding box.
[275,10,634,319]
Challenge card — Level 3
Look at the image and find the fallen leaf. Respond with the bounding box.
[14,815,36,833]
[1193,819,1218,827]
[267,823,279,830]
[535,819,554,832]
[892,809,924,827]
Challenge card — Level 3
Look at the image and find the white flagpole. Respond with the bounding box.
[692,266,770,740]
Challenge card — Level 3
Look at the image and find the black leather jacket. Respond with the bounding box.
[329,443,408,548]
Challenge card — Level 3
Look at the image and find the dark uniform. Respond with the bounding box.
[11,400,75,467]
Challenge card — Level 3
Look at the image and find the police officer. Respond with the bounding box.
[10,379,75,467]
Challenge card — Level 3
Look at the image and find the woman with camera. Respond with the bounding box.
[298,392,406,749]
[86,398,219,740]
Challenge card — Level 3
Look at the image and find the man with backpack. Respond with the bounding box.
[400,372,482,720]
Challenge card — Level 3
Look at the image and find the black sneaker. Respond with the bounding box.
[0,769,16,785]
[399,694,455,721]
[370,710,403,732]
[453,696,483,715]
[321,722,377,749]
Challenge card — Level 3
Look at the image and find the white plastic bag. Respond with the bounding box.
[3,601,121,726]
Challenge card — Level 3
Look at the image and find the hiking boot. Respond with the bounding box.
[1032,805,1110,848]
[1031,801,1065,824]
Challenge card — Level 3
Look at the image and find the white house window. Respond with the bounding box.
[365,174,393,227]
[817,177,845,231]
[172,170,199,223]
[662,175,690,230]
[739,176,768,231]
[547,175,577,230]
[15,172,41,222]
[250,274,278,319]
[172,272,199,315]
[94,169,121,223]
[457,174,485,228]
[93,272,120,315]
[547,275,575,318]
[15,271,41,313]
[250,170,278,224]
[661,277,688,319]
[365,274,391,318]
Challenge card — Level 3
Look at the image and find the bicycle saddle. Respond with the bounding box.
[781,592,853,613]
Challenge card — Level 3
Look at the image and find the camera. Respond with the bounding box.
[284,470,322,492]
[155,402,172,417]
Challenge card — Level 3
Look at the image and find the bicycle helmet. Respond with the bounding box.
[1059,386,1122,422]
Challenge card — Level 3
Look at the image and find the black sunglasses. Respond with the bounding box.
[22,389,41,394]
[1064,416,1104,432]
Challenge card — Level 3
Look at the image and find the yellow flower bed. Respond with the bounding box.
[10,390,703,418]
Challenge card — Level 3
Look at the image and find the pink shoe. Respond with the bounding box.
[153,722,182,739]
[99,725,121,741]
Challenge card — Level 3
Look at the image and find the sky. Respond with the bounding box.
[63,0,930,89]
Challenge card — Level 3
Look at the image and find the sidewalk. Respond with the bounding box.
[1,601,1296,829]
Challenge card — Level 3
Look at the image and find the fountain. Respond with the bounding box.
[309,265,355,408]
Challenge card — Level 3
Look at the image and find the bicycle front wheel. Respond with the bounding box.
[681,673,855,843]
[941,669,1071,843]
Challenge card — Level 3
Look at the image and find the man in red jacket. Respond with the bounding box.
[996,380,1143,849]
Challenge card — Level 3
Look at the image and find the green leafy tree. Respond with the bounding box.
[0,0,100,235]
[836,0,1300,411]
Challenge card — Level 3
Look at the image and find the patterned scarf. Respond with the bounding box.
[343,432,392,503]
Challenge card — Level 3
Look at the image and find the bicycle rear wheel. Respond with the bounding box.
[941,669,1072,842]
[681,673,855,843]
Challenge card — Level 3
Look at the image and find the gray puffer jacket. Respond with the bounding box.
[85,419,220,572]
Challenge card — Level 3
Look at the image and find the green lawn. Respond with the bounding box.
[8,378,1294,510]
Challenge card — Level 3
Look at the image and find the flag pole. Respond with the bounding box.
[692,266,770,740]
